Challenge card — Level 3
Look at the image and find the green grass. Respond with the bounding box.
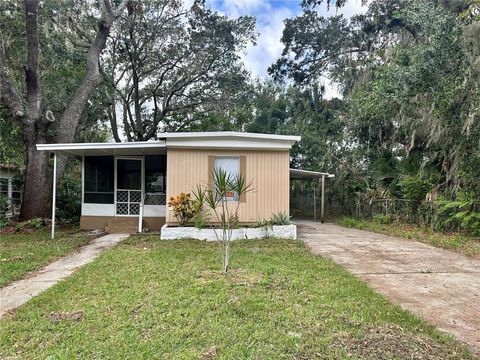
[0,236,475,359]
[0,228,92,287]
[337,217,480,259]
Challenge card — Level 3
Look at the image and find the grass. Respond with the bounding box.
[337,217,480,259]
[0,236,475,359]
[0,227,92,287]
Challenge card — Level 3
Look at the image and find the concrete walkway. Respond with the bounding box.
[0,233,128,317]
[298,221,480,354]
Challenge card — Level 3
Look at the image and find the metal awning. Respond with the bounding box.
[36,141,166,156]
[290,168,334,179]
[289,168,335,223]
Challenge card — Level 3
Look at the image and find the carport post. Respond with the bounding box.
[320,174,325,223]
[313,182,316,221]
[51,153,57,240]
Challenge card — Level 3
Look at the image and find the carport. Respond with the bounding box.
[289,169,335,222]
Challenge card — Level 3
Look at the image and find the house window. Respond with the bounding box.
[215,156,240,201]
[11,179,21,208]
[84,156,114,204]
[0,178,8,197]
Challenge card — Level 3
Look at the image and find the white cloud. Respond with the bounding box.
[187,0,369,97]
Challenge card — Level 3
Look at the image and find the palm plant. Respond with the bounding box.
[193,168,253,274]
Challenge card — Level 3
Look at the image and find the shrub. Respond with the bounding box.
[270,211,292,225]
[433,196,480,236]
[0,194,9,220]
[372,214,393,225]
[15,218,46,231]
[168,192,198,226]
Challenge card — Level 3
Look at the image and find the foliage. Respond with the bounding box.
[192,168,253,274]
[167,193,198,226]
[103,0,256,141]
[56,160,81,224]
[433,197,480,236]
[270,0,480,233]
[337,217,480,258]
[372,214,393,225]
[14,218,47,231]
[270,211,292,225]
[0,194,9,220]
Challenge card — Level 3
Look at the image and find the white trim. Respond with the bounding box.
[144,205,166,217]
[82,203,115,216]
[51,153,57,239]
[36,132,301,155]
[290,168,335,179]
[81,156,85,209]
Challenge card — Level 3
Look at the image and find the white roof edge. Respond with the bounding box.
[158,131,301,142]
[36,141,166,151]
[36,132,301,153]
[290,168,335,178]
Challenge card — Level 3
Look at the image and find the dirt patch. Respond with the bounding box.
[201,346,218,359]
[48,310,84,323]
[332,324,470,359]
[196,269,263,286]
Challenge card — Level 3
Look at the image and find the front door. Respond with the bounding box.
[115,157,143,216]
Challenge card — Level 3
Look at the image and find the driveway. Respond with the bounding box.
[298,221,480,354]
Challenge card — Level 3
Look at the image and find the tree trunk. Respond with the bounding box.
[19,124,52,219]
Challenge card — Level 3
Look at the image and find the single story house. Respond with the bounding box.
[37,132,333,238]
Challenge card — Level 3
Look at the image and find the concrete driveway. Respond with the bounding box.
[298,221,480,354]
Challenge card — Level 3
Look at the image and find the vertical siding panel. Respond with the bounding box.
[166,149,289,224]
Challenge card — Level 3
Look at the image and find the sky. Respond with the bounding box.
[196,0,369,97]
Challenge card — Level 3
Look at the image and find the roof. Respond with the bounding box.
[290,168,335,179]
[36,132,301,155]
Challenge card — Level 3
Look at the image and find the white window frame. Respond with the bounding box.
[214,156,240,202]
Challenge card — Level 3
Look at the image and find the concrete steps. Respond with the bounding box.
[105,217,140,234]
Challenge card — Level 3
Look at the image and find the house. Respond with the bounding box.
[0,164,22,218]
[37,132,312,236]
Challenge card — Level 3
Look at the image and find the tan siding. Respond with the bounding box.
[166,149,290,223]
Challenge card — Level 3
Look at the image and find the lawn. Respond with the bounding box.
[337,217,480,259]
[0,236,475,359]
[0,228,92,287]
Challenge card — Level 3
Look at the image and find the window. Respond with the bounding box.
[0,178,8,197]
[144,155,166,205]
[11,178,22,208]
[84,156,114,204]
[215,156,240,201]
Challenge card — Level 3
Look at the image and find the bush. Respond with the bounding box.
[57,172,81,223]
[433,196,480,236]
[0,194,9,220]
[15,218,46,231]
[372,214,393,225]
[168,193,198,226]
[270,211,292,225]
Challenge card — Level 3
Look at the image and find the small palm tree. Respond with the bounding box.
[193,168,253,275]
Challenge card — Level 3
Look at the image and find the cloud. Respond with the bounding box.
[190,0,369,97]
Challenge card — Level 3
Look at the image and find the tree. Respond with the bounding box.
[193,169,253,275]
[0,0,130,219]
[103,0,256,141]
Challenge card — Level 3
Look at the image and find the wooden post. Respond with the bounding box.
[51,153,57,239]
[321,175,325,223]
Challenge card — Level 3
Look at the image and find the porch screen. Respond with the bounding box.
[84,156,114,204]
[144,155,166,205]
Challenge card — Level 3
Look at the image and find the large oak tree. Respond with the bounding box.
[0,0,130,219]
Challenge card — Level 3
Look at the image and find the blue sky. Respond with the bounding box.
[193,0,368,97]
